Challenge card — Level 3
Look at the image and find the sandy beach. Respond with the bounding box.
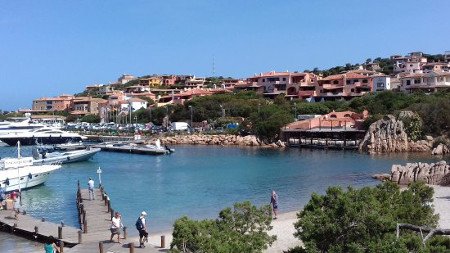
[132,185,450,253]
[132,210,302,252]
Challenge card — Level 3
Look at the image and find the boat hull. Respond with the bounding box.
[33,148,101,165]
[0,137,84,146]
[0,164,61,192]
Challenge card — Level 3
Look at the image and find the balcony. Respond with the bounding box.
[298,90,316,97]
[322,84,342,89]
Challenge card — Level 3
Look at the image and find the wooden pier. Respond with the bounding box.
[68,183,166,252]
[0,182,169,253]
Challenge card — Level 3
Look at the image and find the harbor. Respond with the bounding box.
[1,145,445,252]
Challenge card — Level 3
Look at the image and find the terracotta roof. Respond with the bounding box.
[127,98,147,103]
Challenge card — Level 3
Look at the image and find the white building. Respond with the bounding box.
[372,76,391,92]
[400,71,450,93]
[118,74,136,85]
[120,97,148,112]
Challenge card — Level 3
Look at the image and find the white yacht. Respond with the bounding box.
[0,128,87,146]
[0,118,46,136]
[32,146,101,165]
[0,143,61,192]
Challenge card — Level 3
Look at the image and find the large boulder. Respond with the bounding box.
[390,161,450,185]
[432,143,450,155]
[359,115,409,153]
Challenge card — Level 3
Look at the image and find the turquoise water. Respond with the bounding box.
[0,145,447,252]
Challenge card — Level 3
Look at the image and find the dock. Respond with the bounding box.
[69,183,169,252]
[1,183,170,253]
[281,128,366,150]
[0,209,81,247]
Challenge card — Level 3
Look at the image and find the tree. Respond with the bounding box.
[80,114,100,123]
[171,201,276,253]
[294,182,442,252]
[249,104,293,143]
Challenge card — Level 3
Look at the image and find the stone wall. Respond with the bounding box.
[145,134,286,148]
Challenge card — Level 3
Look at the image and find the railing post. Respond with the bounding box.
[78,230,82,244]
[107,199,111,213]
[129,242,135,253]
[83,220,88,234]
[99,241,104,253]
[161,235,166,248]
[110,209,114,220]
[58,226,63,239]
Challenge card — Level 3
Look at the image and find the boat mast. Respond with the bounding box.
[17,141,22,199]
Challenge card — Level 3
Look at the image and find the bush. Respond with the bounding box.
[170,201,276,253]
[294,182,439,253]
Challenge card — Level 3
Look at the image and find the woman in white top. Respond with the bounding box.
[110,212,123,243]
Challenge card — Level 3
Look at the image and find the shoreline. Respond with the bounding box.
[128,210,302,252]
[2,185,449,252]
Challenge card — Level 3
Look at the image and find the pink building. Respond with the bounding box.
[317,72,373,99]
[284,110,369,131]
[246,71,319,99]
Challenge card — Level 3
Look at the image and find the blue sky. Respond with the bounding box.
[1,0,449,110]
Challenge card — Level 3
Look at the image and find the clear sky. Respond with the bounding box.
[1,0,449,110]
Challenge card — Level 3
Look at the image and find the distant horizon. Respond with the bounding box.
[1,1,449,110]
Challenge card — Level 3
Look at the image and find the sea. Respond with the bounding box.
[0,145,447,252]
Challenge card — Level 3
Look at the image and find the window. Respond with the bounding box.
[333,80,339,84]
[377,82,385,88]
[406,80,411,85]
[262,79,265,82]
[362,79,368,83]
[346,80,351,84]
[414,79,421,84]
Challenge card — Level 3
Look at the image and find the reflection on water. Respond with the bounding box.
[0,232,43,253]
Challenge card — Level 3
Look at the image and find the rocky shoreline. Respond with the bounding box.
[144,134,287,148]
[373,160,450,186]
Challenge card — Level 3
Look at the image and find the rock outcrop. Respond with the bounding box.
[390,161,450,185]
[145,134,286,148]
[359,115,409,153]
[432,143,450,155]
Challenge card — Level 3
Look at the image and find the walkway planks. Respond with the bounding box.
[68,187,166,253]
[0,209,81,246]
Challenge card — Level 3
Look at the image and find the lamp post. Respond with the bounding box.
[96,167,102,188]
[189,105,193,127]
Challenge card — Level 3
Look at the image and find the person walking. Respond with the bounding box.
[270,190,278,219]
[135,211,148,248]
[44,236,60,253]
[87,177,95,200]
[110,211,123,243]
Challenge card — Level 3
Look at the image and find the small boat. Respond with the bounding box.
[32,146,101,165]
[96,139,174,155]
[53,141,88,151]
[0,128,87,146]
[0,142,61,192]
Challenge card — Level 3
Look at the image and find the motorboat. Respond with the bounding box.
[96,139,174,155]
[0,142,61,192]
[0,118,46,136]
[0,128,87,146]
[53,141,88,151]
[32,146,101,165]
